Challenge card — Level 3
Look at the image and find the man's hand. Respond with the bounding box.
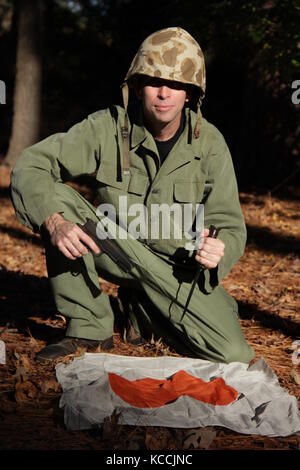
[195,228,225,269]
[44,213,101,260]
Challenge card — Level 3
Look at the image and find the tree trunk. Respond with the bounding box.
[4,0,43,167]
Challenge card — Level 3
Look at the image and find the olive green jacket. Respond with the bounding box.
[11,105,246,291]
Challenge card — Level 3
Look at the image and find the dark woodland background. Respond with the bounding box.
[0,0,299,189]
[0,1,300,452]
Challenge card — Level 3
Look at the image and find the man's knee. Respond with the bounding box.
[222,340,255,364]
[53,182,97,223]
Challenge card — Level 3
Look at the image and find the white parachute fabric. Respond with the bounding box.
[56,354,300,436]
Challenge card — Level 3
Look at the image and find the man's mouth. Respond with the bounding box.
[155,105,173,112]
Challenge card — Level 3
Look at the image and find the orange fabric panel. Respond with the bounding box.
[108,370,238,408]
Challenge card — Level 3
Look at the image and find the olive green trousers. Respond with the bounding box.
[42,183,254,364]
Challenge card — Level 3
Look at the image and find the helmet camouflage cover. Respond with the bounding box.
[124,27,206,97]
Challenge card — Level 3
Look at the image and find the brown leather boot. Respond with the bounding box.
[36,336,113,363]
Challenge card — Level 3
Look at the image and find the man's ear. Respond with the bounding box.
[132,76,143,100]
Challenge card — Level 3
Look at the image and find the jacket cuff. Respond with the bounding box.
[24,200,66,232]
[202,267,219,294]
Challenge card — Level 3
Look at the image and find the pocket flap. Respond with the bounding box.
[96,162,129,191]
[127,171,149,196]
[174,181,205,202]
[97,163,148,195]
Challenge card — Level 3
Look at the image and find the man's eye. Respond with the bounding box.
[172,82,187,90]
[143,77,186,91]
[151,79,163,87]
[144,78,159,87]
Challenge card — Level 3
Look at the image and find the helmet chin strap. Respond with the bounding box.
[121,82,130,175]
[194,97,203,139]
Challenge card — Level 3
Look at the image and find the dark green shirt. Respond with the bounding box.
[155,112,185,165]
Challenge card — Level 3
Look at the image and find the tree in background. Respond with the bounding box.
[174,0,300,186]
[98,0,300,186]
[4,0,43,167]
[0,0,299,187]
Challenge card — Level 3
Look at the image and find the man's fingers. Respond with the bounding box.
[58,244,77,260]
[52,221,101,257]
[195,230,225,268]
[205,236,224,247]
[198,237,224,254]
[195,257,218,269]
[201,243,224,256]
[196,248,220,261]
[68,232,89,256]
[59,238,82,258]
[195,250,219,268]
[76,227,101,255]
[68,225,100,256]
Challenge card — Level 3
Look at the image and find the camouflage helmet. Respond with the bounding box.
[124,27,206,97]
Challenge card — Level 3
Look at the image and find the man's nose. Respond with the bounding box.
[158,86,170,98]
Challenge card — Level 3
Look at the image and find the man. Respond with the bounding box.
[10,27,254,364]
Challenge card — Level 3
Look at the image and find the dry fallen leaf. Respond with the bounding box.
[182,427,217,449]
[14,353,33,383]
[145,429,170,450]
[0,396,17,414]
[40,379,61,394]
[20,354,31,371]
[15,380,38,403]
[99,277,119,297]
[55,314,67,326]
[28,336,40,351]
[290,368,300,385]
[0,165,11,187]
[102,411,121,439]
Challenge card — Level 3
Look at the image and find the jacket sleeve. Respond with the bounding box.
[10,110,109,232]
[202,132,247,293]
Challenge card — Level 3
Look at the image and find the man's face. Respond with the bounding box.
[136,77,189,131]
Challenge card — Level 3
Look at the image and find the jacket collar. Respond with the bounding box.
[129,106,203,176]
[156,108,204,176]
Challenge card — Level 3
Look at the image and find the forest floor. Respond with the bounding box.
[0,165,299,451]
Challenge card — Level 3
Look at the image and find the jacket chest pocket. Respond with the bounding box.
[96,163,149,211]
[127,171,149,197]
[96,161,129,191]
[172,180,207,249]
